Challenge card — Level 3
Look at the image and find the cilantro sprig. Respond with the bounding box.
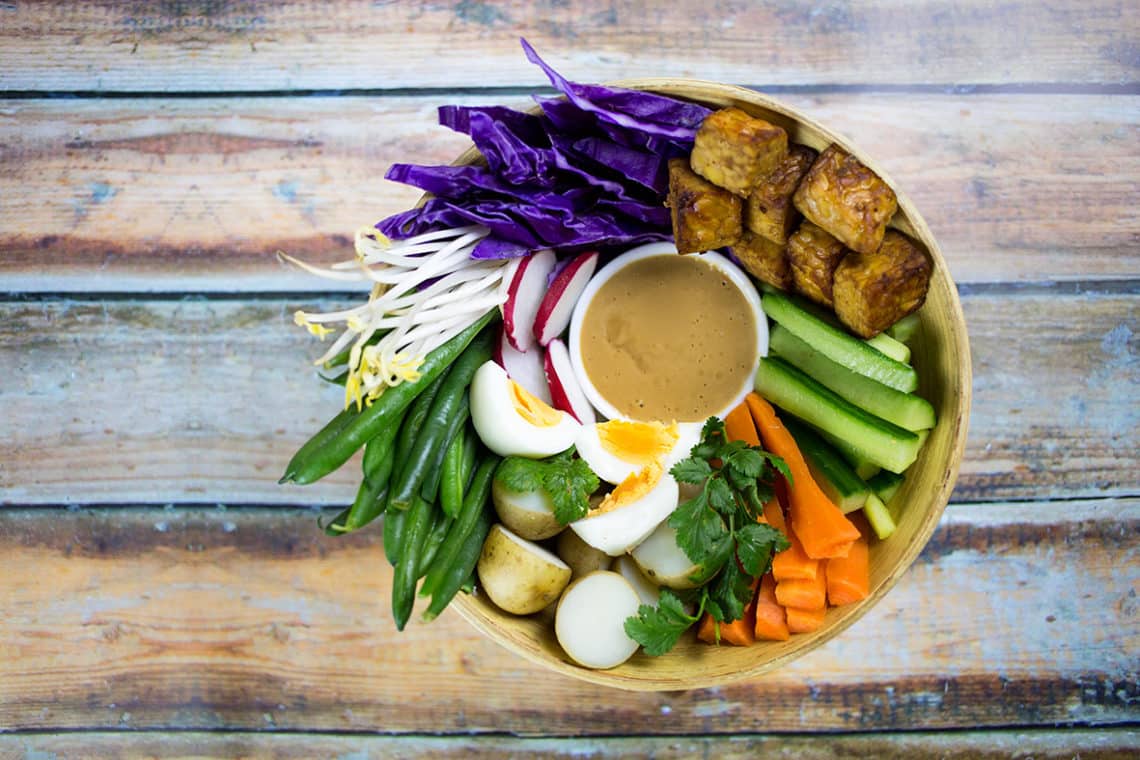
[624,417,791,655]
[494,448,599,525]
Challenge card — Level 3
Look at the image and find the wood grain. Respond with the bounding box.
[1,290,1134,507]
[0,1,1135,92]
[0,500,1135,732]
[1,94,1137,292]
[3,728,1138,759]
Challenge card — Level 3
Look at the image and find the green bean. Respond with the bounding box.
[389,372,447,502]
[418,454,498,603]
[458,572,476,596]
[391,495,435,631]
[459,424,479,490]
[423,497,492,622]
[388,328,494,509]
[344,423,399,531]
[281,310,497,485]
[419,392,470,506]
[438,425,468,520]
[278,405,357,485]
[321,506,354,537]
[416,511,454,578]
[381,496,406,567]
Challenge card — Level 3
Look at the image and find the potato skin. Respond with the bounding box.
[793,144,898,254]
[730,230,792,291]
[691,107,789,196]
[745,144,817,244]
[667,157,742,254]
[833,230,932,338]
[786,220,850,307]
[477,525,571,615]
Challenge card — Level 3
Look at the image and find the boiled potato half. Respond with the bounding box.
[492,477,563,540]
[631,519,703,589]
[556,528,612,578]
[477,524,572,615]
[555,571,642,669]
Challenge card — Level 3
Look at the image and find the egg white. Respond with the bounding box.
[470,361,580,459]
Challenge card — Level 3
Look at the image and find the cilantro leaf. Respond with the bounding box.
[735,522,791,577]
[708,558,752,624]
[494,452,598,525]
[543,456,599,524]
[706,476,736,516]
[623,589,699,656]
[668,489,731,576]
[766,450,793,485]
[727,448,765,478]
[670,456,712,485]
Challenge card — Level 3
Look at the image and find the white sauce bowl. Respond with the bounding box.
[567,242,768,422]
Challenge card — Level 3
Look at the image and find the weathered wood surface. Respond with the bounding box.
[0,500,1135,732]
[3,728,1138,760]
[1,1,1136,92]
[1,289,1135,506]
[2,94,1137,292]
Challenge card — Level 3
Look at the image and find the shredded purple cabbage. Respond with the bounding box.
[376,38,712,258]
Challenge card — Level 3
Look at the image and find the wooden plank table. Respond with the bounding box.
[1,1,1137,756]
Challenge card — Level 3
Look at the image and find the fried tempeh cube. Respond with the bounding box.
[786,220,850,308]
[793,144,897,254]
[667,157,743,254]
[833,230,932,338]
[730,231,792,291]
[690,107,788,197]
[745,144,818,244]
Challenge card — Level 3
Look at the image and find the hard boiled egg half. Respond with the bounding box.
[576,419,703,485]
[569,461,679,556]
[470,360,580,458]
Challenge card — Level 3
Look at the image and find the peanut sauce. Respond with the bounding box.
[578,255,758,422]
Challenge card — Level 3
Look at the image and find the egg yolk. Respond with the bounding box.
[597,420,679,466]
[595,461,664,515]
[510,379,564,427]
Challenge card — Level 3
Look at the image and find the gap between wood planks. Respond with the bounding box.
[0,727,1138,756]
[3,82,1139,99]
[4,278,1140,302]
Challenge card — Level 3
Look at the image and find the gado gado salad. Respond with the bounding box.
[280,40,935,670]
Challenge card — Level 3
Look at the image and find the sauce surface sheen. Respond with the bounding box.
[579,254,758,422]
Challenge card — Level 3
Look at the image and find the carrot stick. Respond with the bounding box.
[774,564,827,609]
[724,402,761,446]
[762,497,786,531]
[697,578,758,646]
[746,393,861,559]
[753,574,790,641]
[826,532,870,606]
[785,605,827,633]
[772,519,819,582]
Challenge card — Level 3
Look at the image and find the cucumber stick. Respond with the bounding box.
[866,470,905,505]
[826,433,881,480]
[754,357,921,474]
[783,417,870,513]
[887,313,922,344]
[770,325,935,432]
[762,291,918,393]
[862,493,897,539]
[865,332,911,364]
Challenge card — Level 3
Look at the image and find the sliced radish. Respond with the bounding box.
[502,249,556,352]
[533,251,598,346]
[494,325,553,405]
[544,338,596,424]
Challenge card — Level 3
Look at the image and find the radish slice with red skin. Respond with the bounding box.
[544,338,596,424]
[494,325,553,405]
[533,251,598,347]
[502,249,556,352]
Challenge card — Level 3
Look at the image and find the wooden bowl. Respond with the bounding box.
[449,80,972,691]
